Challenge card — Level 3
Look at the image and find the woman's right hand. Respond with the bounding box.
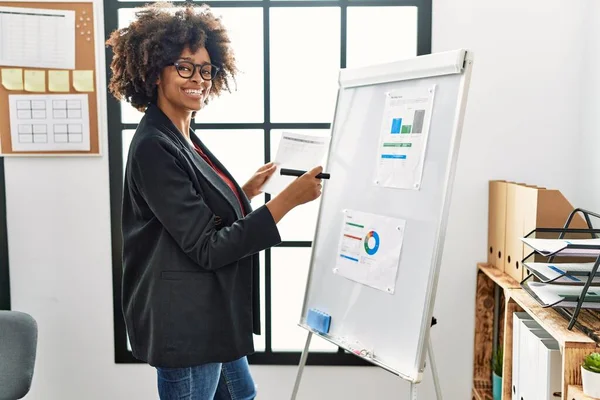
[280,165,323,206]
[266,166,324,223]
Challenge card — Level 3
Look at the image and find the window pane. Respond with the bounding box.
[270,130,330,241]
[122,129,135,176]
[271,247,337,352]
[347,7,418,69]
[117,8,264,124]
[253,251,266,352]
[270,8,340,123]
[196,8,264,123]
[195,129,265,210]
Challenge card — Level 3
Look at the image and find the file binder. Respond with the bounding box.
[512,312,535,400]
[488,180,508,270]
[505,184,587,282]
[519,320,553,400]
[537,339,561,399]
[505,183,525,281]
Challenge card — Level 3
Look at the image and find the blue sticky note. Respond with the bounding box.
[391,118,402,134]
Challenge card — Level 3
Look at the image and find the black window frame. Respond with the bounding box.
[0,160,9,311]
[105,0,432,365]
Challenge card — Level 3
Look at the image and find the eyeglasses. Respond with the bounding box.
[172,61,220,81]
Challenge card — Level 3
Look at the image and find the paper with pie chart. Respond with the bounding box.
[334,209,406,294]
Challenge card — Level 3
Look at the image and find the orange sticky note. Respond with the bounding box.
[1,68,23,91]
[72,70,94,92]
[24,70,46,92]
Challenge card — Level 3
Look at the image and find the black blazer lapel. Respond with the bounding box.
[183,138,245,219]
[145,105,245,219]
[191,135,253,215]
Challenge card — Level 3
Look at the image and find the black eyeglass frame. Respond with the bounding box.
[172,61,220,81]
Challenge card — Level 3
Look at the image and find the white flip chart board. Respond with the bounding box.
[299,49,473,383]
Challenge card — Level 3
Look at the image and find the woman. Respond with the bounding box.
[106,3,323,399]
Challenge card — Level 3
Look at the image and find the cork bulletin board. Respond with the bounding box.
[0,1,100,156]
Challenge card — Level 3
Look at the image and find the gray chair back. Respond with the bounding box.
[0,311,38,400]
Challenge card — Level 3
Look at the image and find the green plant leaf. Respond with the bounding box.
[492,346,503,377]
[583,352,600,374]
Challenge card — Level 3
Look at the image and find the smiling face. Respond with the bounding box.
[156,46,213,116]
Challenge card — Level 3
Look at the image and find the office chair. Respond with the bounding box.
[0,311,38,400]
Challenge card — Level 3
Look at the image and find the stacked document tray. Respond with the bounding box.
[519,209,600,330]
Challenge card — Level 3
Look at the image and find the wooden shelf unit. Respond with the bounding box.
[473,263,599,400]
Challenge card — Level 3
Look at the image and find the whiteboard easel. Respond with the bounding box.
[289,49,474,399]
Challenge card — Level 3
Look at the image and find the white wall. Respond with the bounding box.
[578,0,600,212]
[432,0,590,398]
[4,0,596,399]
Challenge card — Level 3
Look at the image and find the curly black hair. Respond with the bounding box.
[106,2,237,111]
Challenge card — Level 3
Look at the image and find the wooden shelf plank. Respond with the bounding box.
[508,288,596,348]
[477,263,521,290]
[471,386,492,400]
[473,270,495,384]
[555,308,600,344]
[568,385,596,399]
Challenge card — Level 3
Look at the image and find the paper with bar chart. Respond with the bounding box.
[334,209,406,294]
[375,86,436,190]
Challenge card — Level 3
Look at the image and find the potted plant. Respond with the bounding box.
[492,346,503,400]
[582,352,600,397]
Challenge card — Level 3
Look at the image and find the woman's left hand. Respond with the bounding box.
[242,162,277,200]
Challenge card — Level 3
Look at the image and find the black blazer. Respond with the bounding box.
[121,105,281,368]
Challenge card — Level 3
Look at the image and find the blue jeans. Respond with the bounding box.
[156,357,256,400]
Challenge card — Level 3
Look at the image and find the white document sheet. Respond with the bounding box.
[9,94,90,151]
[333,209,406,294]
[523,262,600,284]
[0,6,75,69]
[527,282,600,308]
[374,86,436,190]
[522,238,600,257]
[262,131,330,195]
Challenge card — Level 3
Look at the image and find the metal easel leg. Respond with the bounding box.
[408,336,442,400]
[410,382,418,400]
[428,335,442,400]
[290,331,312,400]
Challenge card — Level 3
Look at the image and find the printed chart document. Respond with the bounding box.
[334,209,406,294]
[522,238,600,257]
[0,6,76,69]
[375,86,436,190]
[9,94,90,151]
[262,131,330,195]
[523,262,600,284]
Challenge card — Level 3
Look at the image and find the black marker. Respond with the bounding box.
[280,168,330,180]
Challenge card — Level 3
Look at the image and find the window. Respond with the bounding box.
[106,0,431,365]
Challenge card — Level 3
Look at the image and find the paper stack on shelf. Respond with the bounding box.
[521,238,600,257]
[524,280,600,309]
[522,262,600,284]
